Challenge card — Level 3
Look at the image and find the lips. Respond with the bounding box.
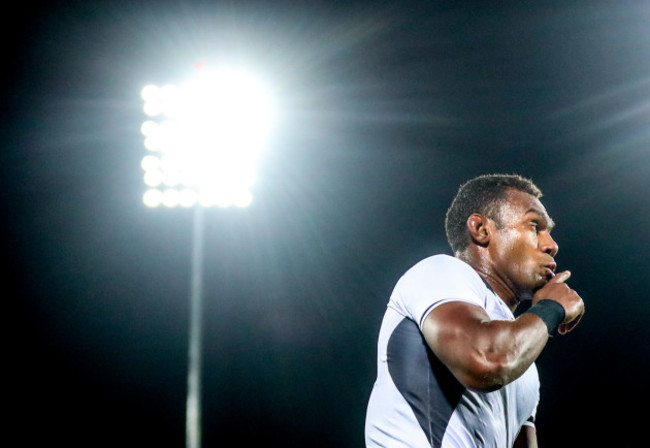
[544,262,557,278]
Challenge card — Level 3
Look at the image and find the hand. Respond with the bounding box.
[533,270,585,334]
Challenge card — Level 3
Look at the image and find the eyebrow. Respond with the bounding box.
[525,208,555,231]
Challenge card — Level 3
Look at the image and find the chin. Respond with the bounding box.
[536,273,552,287]
[522,278,547,299]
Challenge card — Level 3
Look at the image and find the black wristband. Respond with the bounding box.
[524,300,566,334]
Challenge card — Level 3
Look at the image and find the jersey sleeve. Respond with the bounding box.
[389,255,487,329]
[522,415,536,428]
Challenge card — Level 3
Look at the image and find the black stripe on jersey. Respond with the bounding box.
[387,317,465,448]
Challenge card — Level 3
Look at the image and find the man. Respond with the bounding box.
[365,174,585,447]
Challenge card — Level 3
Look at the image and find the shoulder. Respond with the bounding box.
[401,254,480,285]
[391,254,488,326]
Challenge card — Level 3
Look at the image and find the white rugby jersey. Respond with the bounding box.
[365,255,539,448]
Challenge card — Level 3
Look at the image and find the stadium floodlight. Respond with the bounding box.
[140,67,273,208]
[140,64,273,448]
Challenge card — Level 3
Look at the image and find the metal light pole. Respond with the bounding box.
[139,65,272,448]
[186,205,205,448]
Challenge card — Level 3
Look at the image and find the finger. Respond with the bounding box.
[550,270,571,284]
[558,312,583,335]
[558,321,575,335]
[558,322,572,335]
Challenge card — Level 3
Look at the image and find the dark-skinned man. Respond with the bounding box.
[365,174,585,448]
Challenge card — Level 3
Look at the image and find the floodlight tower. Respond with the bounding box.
[140,64,272,448]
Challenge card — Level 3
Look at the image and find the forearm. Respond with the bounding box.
[513,425,538,448]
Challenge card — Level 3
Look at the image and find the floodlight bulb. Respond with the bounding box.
[179,189,198,207]
[162,170,181,187]
[144,135,162,152]
[141,120,159,137]
[141,84,160,101]
[143,189,163,207]
[215,195,233,208]
[144,170,163,187]
[141,155,160,172]
[162,189,181,207]
[198,192,215,208]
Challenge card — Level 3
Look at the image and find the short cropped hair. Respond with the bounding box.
[445,174,542,254]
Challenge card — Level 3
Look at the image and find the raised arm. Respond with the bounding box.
[421,270,584,392]
[422,300,548,391]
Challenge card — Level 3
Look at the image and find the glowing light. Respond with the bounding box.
[140,67,272,208]
[143,189,163,208]
[179,189,199,208]
[162,189,181,208]
[144,170,163,187]
[141,155,160,171]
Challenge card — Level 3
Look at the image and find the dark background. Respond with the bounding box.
[4,1,649,446]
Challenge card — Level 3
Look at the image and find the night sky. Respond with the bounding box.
[5,1,649,447]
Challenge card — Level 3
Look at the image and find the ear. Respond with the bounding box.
[466,213,490,246]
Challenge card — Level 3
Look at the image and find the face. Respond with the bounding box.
[486,189,559,300]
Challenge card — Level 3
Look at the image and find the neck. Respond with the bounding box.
[456,252,521,312]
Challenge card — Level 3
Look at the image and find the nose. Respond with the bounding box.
[540,232,559,257]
